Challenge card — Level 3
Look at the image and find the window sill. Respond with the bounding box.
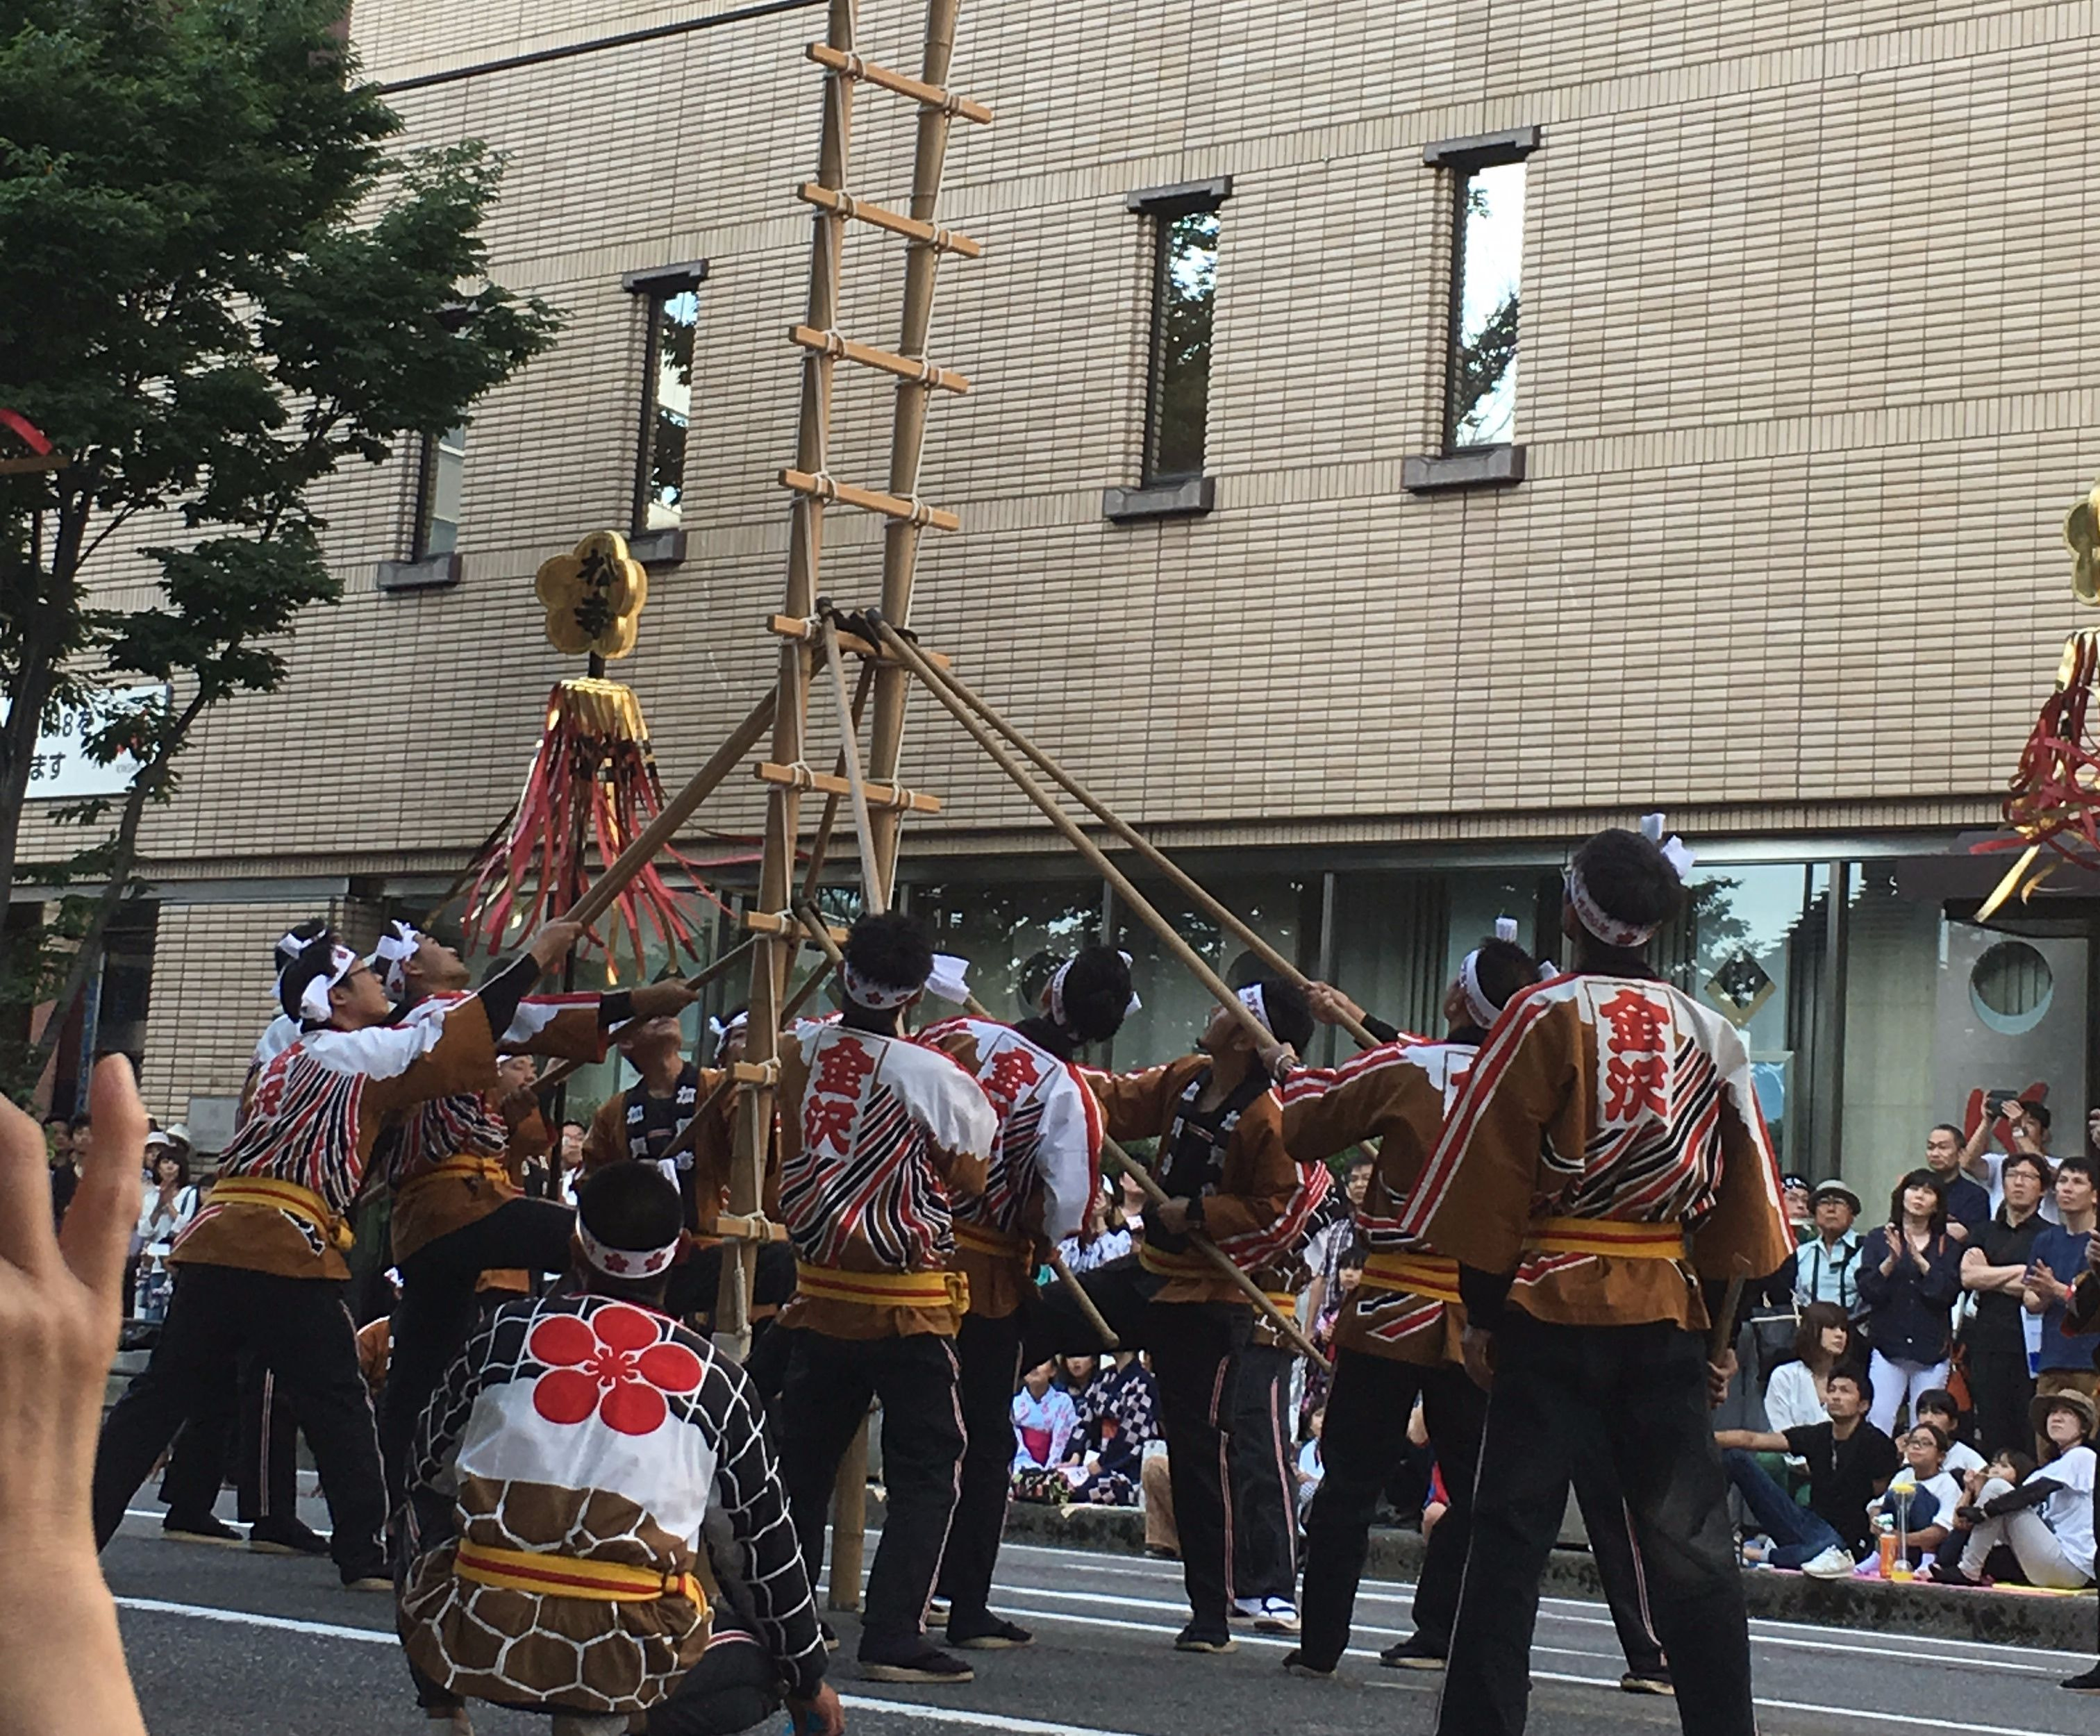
[625,528,687,568]
[1103,476,1215,523]
[375,552,462,593]
[1402,446,1526,494]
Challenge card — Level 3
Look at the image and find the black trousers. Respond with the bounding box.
[378,1196,576,1505]
[774,1329,965,1652]
[665,1239,799,1328]
[93,1263,386,1578]
[1299,1351,1486,1670]
[155,1350,301,1524]
[644,1615,785,1735]
[1569,1446,1667,1677]
[1965,1334,2036,1460]
[939,1307,1027,1624]
[1230,1341,1299,1603]
[1149,1299,1253,1636]
[1025,1253,1161,1364]
[1438,1317,1751,1736]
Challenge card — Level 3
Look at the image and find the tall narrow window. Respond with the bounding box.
[622,262,708,540]
[639,288,696,529]
[1445,159,1525,450]
[1145,208,1220,482]
[414,424,466,558]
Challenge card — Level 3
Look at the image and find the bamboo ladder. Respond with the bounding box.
[714,0,990,1614]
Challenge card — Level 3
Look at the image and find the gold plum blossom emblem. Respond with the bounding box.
[535,530,647,658]
[2065,481,2100,607]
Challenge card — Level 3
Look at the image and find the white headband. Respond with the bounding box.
[1046,953,1141,1037]
[298,945,360,1023]
[1460,917,1523,1026]
[707,1010,749,1042]
[577,1219,679,1281]
[1566,815,1695,949]
[1235,983,1271,1032]
[370,921,422,998]
[926,954,972,1005]
[840,959,922,1010]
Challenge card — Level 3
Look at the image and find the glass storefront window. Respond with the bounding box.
[912,878,1104,1029]
[1110,876,1315,1069]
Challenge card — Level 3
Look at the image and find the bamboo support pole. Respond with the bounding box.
[828,1414,869,1610]
[801,657,874,906]
[872,617,1281,1057]
[778,467,960,531]
[1047,1248,1120,1351]
[533,936,762,1094]
[795,182,983,257]
[768,613,951,669]
[895,659,1382,1052]
[719,0,859,1362]
[804,40,992,123]
[756,762,940,812]
[865,0,963,894]
[1099,1135,1331,1371]
[788,324,971,394]
[821,617,888,914]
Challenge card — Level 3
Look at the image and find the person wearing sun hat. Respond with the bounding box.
[399,1161,840,1736]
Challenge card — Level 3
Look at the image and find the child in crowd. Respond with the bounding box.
[1294,1408,1326,1524]
[1931,1393,2097,1588]
[1915,1389,1988,1477]
[1872,1424,1963,1564]
[1011,1360,1079,1487]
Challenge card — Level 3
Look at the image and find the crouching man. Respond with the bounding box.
[397,1162,843,1736]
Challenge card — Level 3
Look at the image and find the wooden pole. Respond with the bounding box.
[1099,1135,1330,1371]
[894,657,1382,1051]
[800,658,875,905]
[719,0,860,1364]
[828,1412,869,1610]
[863,0,962,893]
[1048,1248,1120,1351]
[819,615,888,913]
[871,617,1282,1057]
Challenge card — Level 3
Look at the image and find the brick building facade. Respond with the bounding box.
[26,0,2100,1211]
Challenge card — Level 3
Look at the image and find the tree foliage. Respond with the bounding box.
[0,0,560,1092]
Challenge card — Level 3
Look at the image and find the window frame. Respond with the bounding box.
[1426,128,1539,458]
[622,261,708,537]
[409,424,467,560]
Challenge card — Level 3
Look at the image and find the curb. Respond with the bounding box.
[983,1499,2099,1653]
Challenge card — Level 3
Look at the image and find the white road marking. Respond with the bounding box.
[839,1695,1151,1735]
[116,1596,393,1644]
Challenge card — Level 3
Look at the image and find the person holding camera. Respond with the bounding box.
[1964,1094,2062,1226]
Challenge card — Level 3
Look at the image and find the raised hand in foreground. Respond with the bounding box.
[0,1056,149,1736]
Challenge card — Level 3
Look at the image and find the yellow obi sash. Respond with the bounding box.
[394,1155,512,1206]
[209,1177,353,1251]
[1360,1251,1462,1304]
[795,1261,970,1313]
[953,1220,1029,1262]
[1261,1290,1299,1317]
[1138,1242,1215,1282]
[1522,1217,1687,1260]
[456,1539,706,1608]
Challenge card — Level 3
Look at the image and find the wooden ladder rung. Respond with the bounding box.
[778,468,960,532]
[807,43,993,124]
[767,614,953,669]
[743,909,851,945]
[755,762,942,814]
[789,325,971,394]
[797,183,983,258]
[713,1210,791,1245]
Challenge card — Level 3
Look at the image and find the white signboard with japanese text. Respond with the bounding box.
[1,684,164,801]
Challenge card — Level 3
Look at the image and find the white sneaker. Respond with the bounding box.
[1800,1545,1855,1580]
[1230,1597,1262,1623]
[1254,1597,1300,1634]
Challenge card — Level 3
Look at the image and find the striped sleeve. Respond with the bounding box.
[709,1357,828,1696]
[1278,1044,1440,1168]
[1400,994,1578,1274]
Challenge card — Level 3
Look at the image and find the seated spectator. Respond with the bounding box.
[2026,1155,2100,1412]
[1058,1179,1134,1276]
[1856,1170,1964,1435]
[1763,1302,1855,1435]
[1010,1360,1078,1480]
[1873,1424,1963,1563]
[1783,1180,1867,1317]
[1716,1367,1899,1577]
[1298,1250,1361,1430]
[1931,1392,2097,1589]
[1924,1124,1992,1242]
[1960,1151,2051,1457]
[1913,1389,1987,1477]
[1063,1352,1158,1509]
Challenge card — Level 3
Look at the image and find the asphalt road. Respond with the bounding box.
[106,1493,2093,1736]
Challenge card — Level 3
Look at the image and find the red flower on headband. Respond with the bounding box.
[528,1305,702,1435]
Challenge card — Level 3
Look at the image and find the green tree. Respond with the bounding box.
[0,0,560,1090]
